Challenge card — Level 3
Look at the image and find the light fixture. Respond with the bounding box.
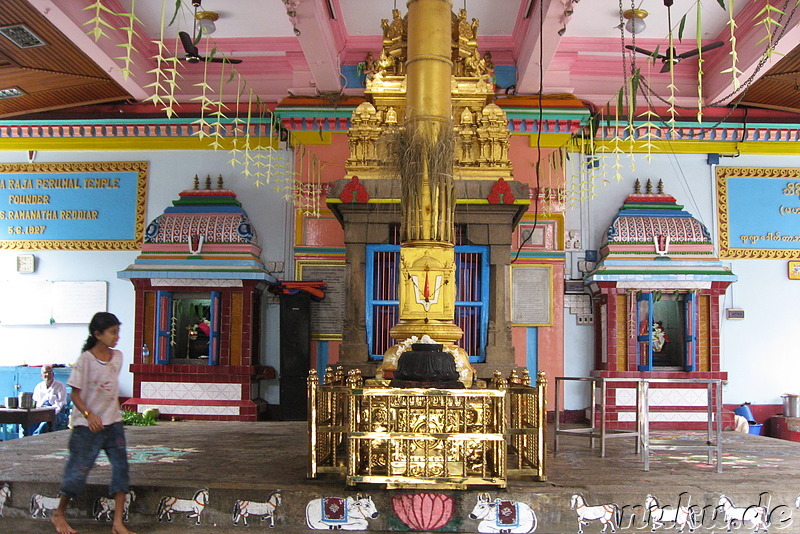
[293,26,302,37]
[195,11,219,34]
[557,26,566,36]
[623,8,648,35]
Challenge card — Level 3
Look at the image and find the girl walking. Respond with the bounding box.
[51,312,136,534]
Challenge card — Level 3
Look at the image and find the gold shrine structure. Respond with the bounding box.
[308,367,546,488]
[309,0,546,488]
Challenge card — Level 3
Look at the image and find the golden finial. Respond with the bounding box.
[307,369,319,386]
[646,179,653,194]
[491,369,502,387]
[537,370,547,387]
[508,369,521,385]
[496,376,508,390]
[346,369,359,387]
[657,179,664,194]
[218,175,224,189]
[323,366,335,385]
[334,365,346,384]
[521,368,531,386]
[193,174,199,190]
[205,174,212,190]
[634,178,640,194]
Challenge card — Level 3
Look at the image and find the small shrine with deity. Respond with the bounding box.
[584,180,737,429]
[118,176,276,421]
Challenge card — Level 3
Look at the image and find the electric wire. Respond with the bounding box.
[512,0,545,264]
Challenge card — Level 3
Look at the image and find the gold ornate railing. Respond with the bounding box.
[308,367,546,489]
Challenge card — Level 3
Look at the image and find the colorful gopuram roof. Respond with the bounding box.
[585,180,736,289]
[118,177,275,281]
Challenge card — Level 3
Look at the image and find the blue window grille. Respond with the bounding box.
[365,244,489,363]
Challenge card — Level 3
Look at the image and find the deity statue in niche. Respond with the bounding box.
[652,321,669,353]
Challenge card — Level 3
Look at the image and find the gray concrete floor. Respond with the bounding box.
[0,421,798,533]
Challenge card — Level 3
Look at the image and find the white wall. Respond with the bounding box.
[0,149,293,399]
[564,151,800,407]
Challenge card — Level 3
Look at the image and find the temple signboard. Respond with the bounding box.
[717,166,800,259]
[298,261,346,340]
[0,161,148,250]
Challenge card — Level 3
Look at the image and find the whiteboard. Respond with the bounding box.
[0,281,107,325]
[52,281,107,323]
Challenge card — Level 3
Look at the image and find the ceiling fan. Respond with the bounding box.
[178,0,242,64]
[623,0,723,73]
[178,31,242,64]
[625,41,724,73]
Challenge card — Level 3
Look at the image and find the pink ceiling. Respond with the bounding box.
[23,0,800,112]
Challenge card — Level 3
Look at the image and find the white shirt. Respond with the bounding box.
[33,379,68,414]
[67,349,123,427]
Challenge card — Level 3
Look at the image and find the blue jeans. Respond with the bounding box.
[60,422,129,498]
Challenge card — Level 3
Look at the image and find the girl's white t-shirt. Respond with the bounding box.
[67,349,123,427]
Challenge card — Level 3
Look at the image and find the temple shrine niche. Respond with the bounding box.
[119,177,275,421]
[585,180,737,429]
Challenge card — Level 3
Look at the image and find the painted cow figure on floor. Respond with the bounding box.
[157,488,209,525]
[30,493,60,518]
[0,483,10,516]
[570,494,619,534]
[94,489,136,522]
[233,491,282,527]
[717,495,768,533]
[469,493,538,533]
[306,495,379,530]
[645,494,697,532]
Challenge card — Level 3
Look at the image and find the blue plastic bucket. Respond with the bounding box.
[734,405,756,423]
[748,423,763,435]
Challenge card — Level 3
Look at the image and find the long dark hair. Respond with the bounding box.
[82,312,121,352]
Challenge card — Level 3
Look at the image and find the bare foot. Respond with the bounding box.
[51,510,77,534]
[112,522,137,534]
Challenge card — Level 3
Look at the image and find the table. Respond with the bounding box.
[554,376,644,458]
[554,377,723,472]
[0,406,56,430]
[640,378,723,473]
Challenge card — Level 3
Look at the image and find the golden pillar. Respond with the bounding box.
[390,0,463,345]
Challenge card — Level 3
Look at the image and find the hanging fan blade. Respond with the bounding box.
[624,44,667,60]
[676,40,725,59]
[177,30,242,64]
[208,56,242,64]
[179,31,201,63]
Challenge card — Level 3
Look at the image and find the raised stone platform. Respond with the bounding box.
[0,421,799,533]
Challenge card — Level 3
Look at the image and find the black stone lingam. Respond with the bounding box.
[390,343,464,389]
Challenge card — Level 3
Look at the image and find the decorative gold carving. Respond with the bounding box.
[307,370,548,488]
[452,9,480,77]
[379,8,408,76]
[346,6,511,183]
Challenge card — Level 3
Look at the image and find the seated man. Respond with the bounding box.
[24,365,69,436]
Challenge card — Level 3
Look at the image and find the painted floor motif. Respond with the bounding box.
[648,451,783,469]
[34,444,200,465]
